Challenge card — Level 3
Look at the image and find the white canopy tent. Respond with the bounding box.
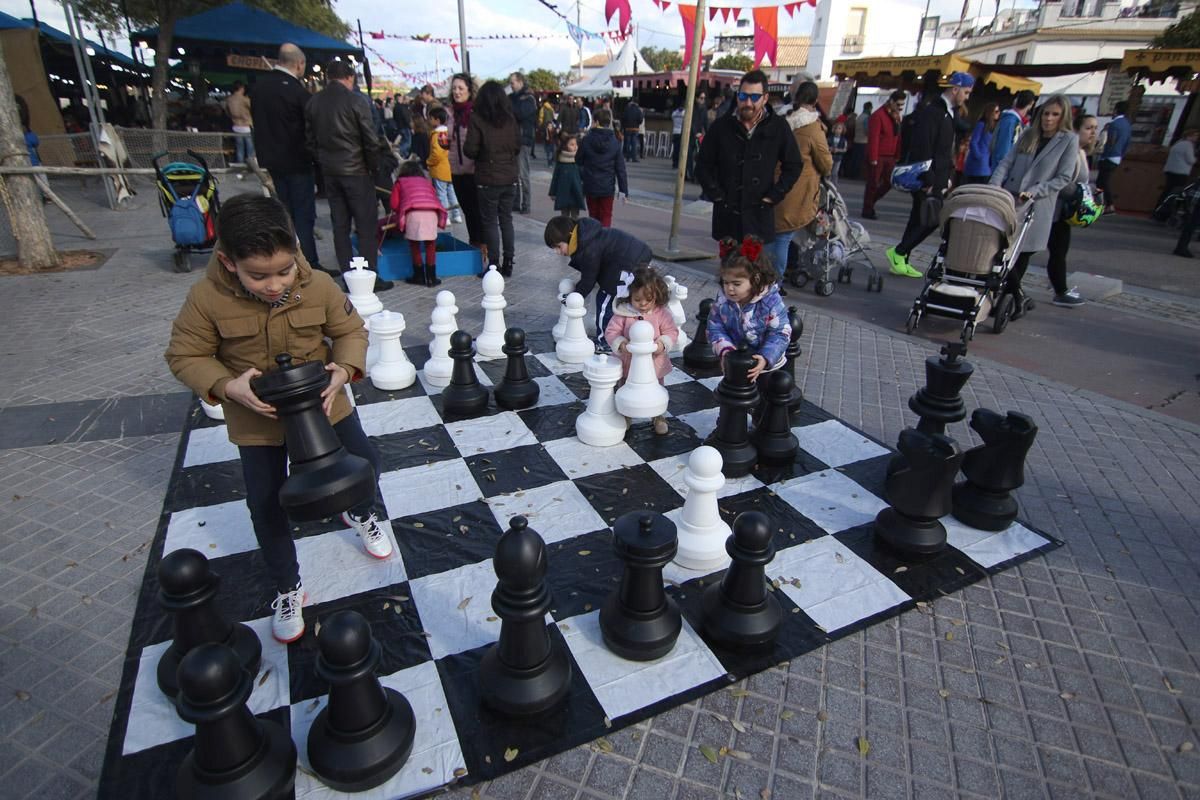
[565,36,650,98]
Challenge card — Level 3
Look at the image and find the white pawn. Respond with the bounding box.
[477,265,508,359]
[673,446,733,571]
[370,311,416,390]
[344,256,383,317]
[200,399,224,420]
[556,292,593,364]
[425,305,455,387]
[552,277,576,342]
[615,320,669,419]
[576,354,628,447]
[669,280,691,353]
[429,290,459,359]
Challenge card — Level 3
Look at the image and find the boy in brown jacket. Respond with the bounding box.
[164,194,392,644]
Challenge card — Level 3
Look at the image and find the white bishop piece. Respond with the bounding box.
[666,277,690,353]
[200,399,225,421]
[429,290,459,359]
[614,320,669,419]
[551,277,576,343]
[576,354,628,447]
[673,446,733,570]
[369,311,416,390]
[424,305,455,387]
[477,265,508,359]
[344,257,384,374]
[555,292,593,364]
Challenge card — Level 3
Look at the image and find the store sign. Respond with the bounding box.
[1098,66,1136,116]
[226,54,277,72]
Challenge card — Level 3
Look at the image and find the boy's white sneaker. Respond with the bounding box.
[270,584,306,643]
[343,511,393,559]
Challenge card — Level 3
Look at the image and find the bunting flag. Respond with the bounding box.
[708,6,720,20]
[604,0,632,31]
[752,6,778,67]
[731,7,741,21]
[721,7,731,22]
[679,4,706,69]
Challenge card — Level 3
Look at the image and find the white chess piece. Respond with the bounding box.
[614,320,669,419]
[344,257,384,374]
[424,306,455,387]
[477,265,507,359]
[552,277,576,342]
[429,290,459,359]
[369,311,416,390]
[556,292,593,363]
[576,354,628,446]
[200,399,224,421]
[669,281,691,353]
[673,446,733,571]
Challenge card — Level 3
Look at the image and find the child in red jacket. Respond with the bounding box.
[390,160,448,287]
[604,267,679,435]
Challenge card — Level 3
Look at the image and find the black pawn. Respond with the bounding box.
[251,353,374,520]
[683,298,720,371]
[701,512,782,651]
[874,429,965,555]
[156,548,262,700]
[175,643,296,800]
[909,343,973,435]
[441,330,489,418]
[752,370,799,467]
[493,328,540,411]
[307,611,415,792]
[704,346,759,478]
[600,512,682,661]
[480,516,572,716]
[953,409,1038,531]
[784,307,805,413]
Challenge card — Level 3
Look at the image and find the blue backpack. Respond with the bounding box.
[168,193,209,247]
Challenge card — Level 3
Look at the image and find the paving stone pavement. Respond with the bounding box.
[0,181,1197,800]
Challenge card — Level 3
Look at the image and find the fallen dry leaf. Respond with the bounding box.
[453,767,468,777]
[699,744,720,763]
[938,689,950,699]
[258,668,272,687]
[596,737,614,753]
[457,596,472,610]
[503,747,519,762]
[857,736,870,757]
[732,720,748,733]
[816,709,829,722]
[779,710,795,720]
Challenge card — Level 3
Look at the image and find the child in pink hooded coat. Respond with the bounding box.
[604,267,679,435]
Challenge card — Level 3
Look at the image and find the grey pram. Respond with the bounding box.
[788,177,879,296]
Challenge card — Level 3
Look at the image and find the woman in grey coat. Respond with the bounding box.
[989,94,1079,318]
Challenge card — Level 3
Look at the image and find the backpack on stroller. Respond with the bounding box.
[153,151,219,273]
[787,177,880,296]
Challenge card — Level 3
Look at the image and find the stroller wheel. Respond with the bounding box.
[993,294,1014,333]
[789,269,810,289]
[962,322,976,343]
[866,273,882,292]
[815,280,834,297]
[173,250,192,273]
[837,265,853,284]
[905,309,920,334]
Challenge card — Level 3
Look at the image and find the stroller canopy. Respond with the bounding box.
[940,184,1017,240]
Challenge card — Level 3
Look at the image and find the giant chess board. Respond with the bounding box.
[98,330,1060,799]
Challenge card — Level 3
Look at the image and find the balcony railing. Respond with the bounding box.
[841,34,864,54]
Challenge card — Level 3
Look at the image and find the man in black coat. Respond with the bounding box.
[694,69,803,245]
[886,71,974,278]
[509,72,538,215]
[621,100,644,162]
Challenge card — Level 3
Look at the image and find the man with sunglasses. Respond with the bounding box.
[695,70,802,247]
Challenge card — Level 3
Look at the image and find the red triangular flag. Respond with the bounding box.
[708,5,719,20]
[731,7,741,21]
[605,0,632,32]
[720,7,730,23]
[370,31,385,39]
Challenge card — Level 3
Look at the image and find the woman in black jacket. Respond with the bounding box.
[465,81,521,276]
[576,108,628,228]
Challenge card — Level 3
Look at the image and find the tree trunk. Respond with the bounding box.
[0,38,59,269]
[151,2,176,131]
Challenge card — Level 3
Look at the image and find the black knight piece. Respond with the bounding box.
[682,298,720,371]
[156,548,261,700]
[600,512,683,661]
[701,512,781,651]
[307,611,415,792]
[953,409,1038,531]
[441,330,490,418]
[784,307,805,413]
[909,342,973,436]
[751,370,800,467]
[251,353,375,520]
[492,328,541,411]
[704,346,759,478]
[175,643,296,800]
[874,428,965,555]
[479,516,572,716]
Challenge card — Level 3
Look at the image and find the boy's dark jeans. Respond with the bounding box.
[238,410,384,593]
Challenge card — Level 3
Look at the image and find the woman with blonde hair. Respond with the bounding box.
[989,94,1079,319]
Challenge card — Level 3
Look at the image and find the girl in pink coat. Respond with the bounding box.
[389,160,448,287]
[604,267,679,435]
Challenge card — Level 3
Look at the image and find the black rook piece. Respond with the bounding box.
[251,353,374,520]
[683,298,720,371]
[909,343,973,436]
[441,330,489,418]
[175,643,296,800]
[701,512,782,651]
[751,370,799,467]
[953,409,1038,531]
[307,611,415,792]
[874,429,965,555]
[600,512,682,661]
[479,516,572,716]
[784,307,805,413]
[493,328,540,411]
[704,346,759,478]
[156,548,261,700]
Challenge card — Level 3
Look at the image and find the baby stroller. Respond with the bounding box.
[788,177,880,296]
[1153,179,1199,229]
[153,151,219,273]
[903,184,1035,344]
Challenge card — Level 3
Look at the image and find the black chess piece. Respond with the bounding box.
[953,409,1038,531]
[874,428,965,555]
[909,342,974,436]
[441,330,490,418]
[704,346,759,478]
[784,307,805,413]
[600,512,682,661]
[251,353,375,520]
[175,643,296,800]
[307,611,416,792]
[701,512,781,651]
[493,328,540,411]
[682,298,720,371]
[751,370,799,467]
[479,516,572,716]
[156,548,261,700]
